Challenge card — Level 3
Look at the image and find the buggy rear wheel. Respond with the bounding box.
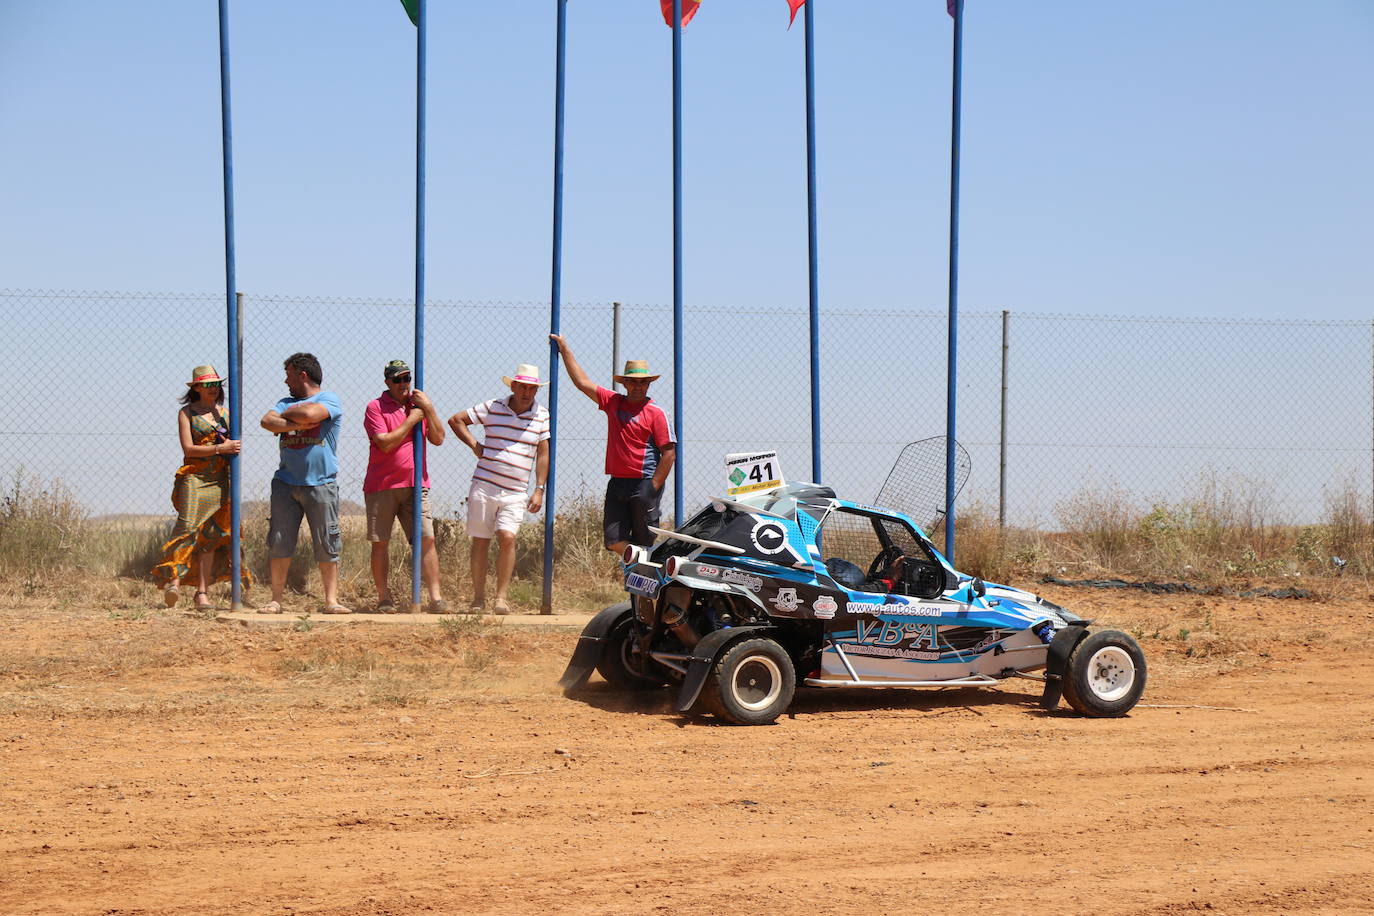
[1062,630,1147,717]
[596,615,665,690]
[701,637,795,725]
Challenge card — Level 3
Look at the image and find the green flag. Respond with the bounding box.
[399,0,418,26]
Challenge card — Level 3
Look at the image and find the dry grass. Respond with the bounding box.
[1,471,624,615]
[6,467,1374,617]
[952,473,1373,597]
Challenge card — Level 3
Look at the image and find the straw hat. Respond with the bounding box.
[502,364,549,388]
[613,360,660,383]
[187,365,225,386]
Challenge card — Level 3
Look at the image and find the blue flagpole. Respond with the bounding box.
[803,0,822,484]
[543,0,568,616]
[945,0,963,561]
[217,0,242,610]
[411,0,427,611]
[671,0,684,525]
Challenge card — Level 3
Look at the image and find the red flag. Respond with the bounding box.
[948,0,957,16]
[660,0,701,27]
[787,0,806,27]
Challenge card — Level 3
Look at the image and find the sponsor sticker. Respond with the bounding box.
[625,572,660,598]
[769,588,801,613]
[749,520,790,555]
[853,619,937,647]
[720,569,763,592]
[845,602,945,618]
[695,564,720,578]
[841,644,942,661]
[972,632,1002,652]
[813,595,838,619]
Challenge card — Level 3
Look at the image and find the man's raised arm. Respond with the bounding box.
[549,334,600,402]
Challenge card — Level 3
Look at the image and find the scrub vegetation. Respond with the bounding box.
[3,468,1371,612]
[955,471,1371,597]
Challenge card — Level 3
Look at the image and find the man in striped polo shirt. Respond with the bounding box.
[550,335,676,555]
[447,364,550,615]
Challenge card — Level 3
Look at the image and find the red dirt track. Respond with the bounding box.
[1,588,1371,914]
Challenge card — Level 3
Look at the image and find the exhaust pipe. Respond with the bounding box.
[660,592,700,649]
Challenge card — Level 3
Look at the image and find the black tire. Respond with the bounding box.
[1062,630,1147,718]
[596,614,666,690]
[701,637,795,725]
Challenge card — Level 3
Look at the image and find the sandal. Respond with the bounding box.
[320,604,353,615]
[194,590,213,610]
[257,601,284,615]
[374,600,398,614]
[428,598,451,615]
[163,585,180,608]
[491,600,512,616]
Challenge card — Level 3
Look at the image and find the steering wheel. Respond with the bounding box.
[866,545,905,581]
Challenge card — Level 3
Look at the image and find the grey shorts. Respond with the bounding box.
[267,478,342,562]
[365,486,434,543]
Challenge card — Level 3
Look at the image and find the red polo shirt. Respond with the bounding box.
[596,386,674,479]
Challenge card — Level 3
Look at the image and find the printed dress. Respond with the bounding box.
[151,411,251,589]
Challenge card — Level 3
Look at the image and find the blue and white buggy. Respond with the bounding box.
[560,478,1146,725]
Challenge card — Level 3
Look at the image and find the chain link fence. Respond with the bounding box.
[2,289,1368,549]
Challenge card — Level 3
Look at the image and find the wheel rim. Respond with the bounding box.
[618,637,647,678]
[732,655,783,712]
[1085,645,1136,701]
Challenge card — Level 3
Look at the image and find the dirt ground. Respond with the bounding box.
[1,585,1371,915]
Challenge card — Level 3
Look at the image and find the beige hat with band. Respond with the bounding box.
[187,365,226,386]
[613,360,660,383]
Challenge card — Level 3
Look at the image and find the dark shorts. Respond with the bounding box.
[604,477,662,548]
[267,478,342,562]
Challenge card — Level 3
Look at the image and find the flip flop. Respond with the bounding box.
[257,601,283,614]
[163,585,180,608]
[491,600,511,616]
[194,590,213,610]
[320,604,353,615]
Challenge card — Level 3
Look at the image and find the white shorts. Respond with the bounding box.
[466,479,527,538]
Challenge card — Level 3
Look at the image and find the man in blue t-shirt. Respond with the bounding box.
[258,352,349,614]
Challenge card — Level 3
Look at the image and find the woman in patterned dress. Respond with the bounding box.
[152,365,246,610]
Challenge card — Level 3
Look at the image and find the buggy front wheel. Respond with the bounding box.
[1062,630,1147,717]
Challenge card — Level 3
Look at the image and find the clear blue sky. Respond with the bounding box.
[2,0,1371,319]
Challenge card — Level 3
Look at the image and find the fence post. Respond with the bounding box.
[612,301,621,392]
[230,291,244,609]
[999,308,1008,530]
[542,0,568,617]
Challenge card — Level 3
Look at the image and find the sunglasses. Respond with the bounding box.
[199,381,222,388]
[390,375,412,384]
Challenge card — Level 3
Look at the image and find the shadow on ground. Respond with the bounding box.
[563,681,1039,725]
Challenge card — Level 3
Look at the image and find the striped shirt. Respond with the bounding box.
[465,397,550,492]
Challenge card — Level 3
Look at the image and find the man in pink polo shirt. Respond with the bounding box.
[362,359,448,613]
[550,335,676,555]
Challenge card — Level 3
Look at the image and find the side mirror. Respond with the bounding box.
[972,577,986,598]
